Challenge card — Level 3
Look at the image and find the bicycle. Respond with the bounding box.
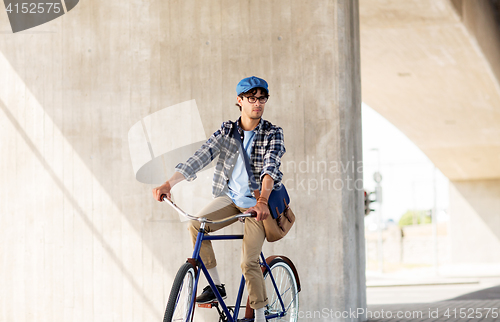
[161,196,300,322]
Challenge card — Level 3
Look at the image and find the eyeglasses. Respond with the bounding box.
[245,96,268,104]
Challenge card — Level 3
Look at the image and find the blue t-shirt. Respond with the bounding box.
[227,130,257,208]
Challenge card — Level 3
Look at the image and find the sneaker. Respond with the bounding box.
[195,284,226,303]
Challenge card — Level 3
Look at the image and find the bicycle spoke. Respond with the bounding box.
[285,292,298,311]
[278,268,285,297]
[174,282,185,307]
[263,260,299,322]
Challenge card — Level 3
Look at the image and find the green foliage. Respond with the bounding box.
[398,210,432,227]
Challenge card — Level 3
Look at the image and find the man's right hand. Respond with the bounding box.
[152,181,171,202]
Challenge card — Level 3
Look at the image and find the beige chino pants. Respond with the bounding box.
[188,194,268,309]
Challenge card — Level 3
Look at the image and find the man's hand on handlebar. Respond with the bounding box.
[152,181,171,202]
[247,202,270,222]
[152,172,186,202]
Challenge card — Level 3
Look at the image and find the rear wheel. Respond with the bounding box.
[164,262,196,322]
[263,258,299,322]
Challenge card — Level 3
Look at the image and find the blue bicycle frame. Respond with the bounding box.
[185,229,287,322]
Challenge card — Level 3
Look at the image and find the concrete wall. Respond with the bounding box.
[452,0,500,93]
[450,180,500,263]
[360,0,500,181]
[360,0,500,266]
[0,1,365,321]
[447,0,500,265]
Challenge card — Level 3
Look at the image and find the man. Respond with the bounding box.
[152,76,285,322]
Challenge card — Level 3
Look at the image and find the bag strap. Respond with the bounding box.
[231,122,261,199]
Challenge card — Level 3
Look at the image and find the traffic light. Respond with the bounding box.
[364,190,375,216]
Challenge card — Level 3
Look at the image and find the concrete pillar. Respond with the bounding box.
[450,180,500,263]
[0,0,365,321]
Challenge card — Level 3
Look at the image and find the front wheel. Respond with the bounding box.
[163,262,196,322]
[263,258,299,322]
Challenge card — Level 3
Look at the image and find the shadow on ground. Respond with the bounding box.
[367,283,500,321]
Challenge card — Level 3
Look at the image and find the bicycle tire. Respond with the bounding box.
[263,258,299,322]
[163,262,196,322]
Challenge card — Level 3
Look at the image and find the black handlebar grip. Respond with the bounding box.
[247,210,257,217]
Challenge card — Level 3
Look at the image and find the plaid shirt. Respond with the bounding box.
[175,117,286,198]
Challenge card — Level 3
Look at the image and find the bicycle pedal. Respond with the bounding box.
[198,302,218,308]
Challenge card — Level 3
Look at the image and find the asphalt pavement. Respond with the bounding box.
[365,263,500,321]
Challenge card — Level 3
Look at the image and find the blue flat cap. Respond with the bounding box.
[236,76,268,95]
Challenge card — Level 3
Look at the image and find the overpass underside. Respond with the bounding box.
[360,0,500,263]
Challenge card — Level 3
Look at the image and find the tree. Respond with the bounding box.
[398,210,431,227]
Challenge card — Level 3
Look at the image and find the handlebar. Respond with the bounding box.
[161,195,257,224]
